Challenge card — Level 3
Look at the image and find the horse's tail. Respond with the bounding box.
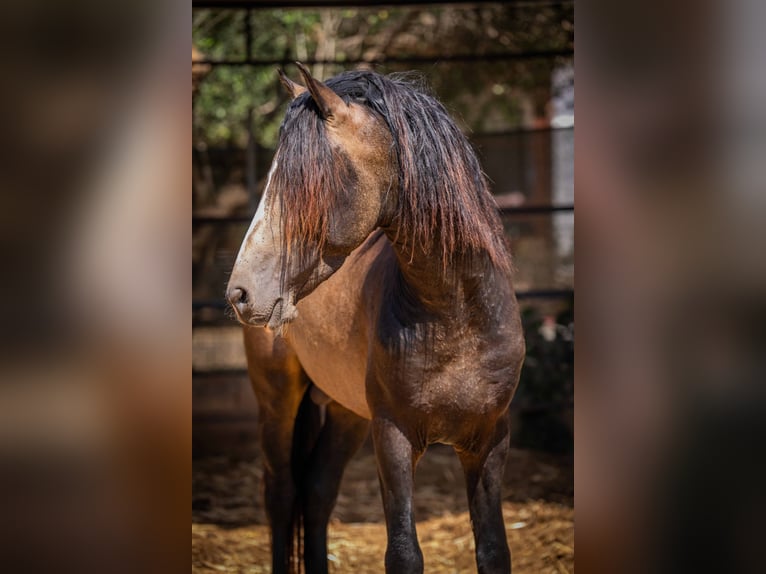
[287,383,323,574]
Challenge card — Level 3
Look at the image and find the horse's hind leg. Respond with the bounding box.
[302,400,369,574]
[372,417,425,574]
[457,411,512,574]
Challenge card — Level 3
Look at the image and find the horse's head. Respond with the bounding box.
[227,63,395,328]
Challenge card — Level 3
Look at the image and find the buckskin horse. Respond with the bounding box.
[227,63,525,574]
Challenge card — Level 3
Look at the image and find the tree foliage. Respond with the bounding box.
[192,4,573,148]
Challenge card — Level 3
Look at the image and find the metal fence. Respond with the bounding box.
[193,0,574,319]
[192,0,574,453]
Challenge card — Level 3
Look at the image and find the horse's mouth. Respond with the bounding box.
[231,296,297,330]
[266,298,285,329]
[266,297,299,331]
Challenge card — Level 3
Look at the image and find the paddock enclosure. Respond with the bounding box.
[193,1,573,571]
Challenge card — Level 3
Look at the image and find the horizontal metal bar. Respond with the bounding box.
[193,215,252,224]
[193,287,573,313]
[195,49,573,68]
[475,125,575,136]
[194,300,232,310]
[512,399,574,413]
[192,204,574,224]
[192,413,258,425]
[193,368,249,377]
[499,204,574,215]
[193,0,574,10]
[515,288,573,300]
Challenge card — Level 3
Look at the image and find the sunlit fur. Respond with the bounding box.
[269,70,511,274]
[235,69,524,574]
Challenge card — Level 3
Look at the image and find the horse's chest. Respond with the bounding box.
[287,287,373,419]
[418,361,512,412]
[364,354,515,446]
[369,335,518,422]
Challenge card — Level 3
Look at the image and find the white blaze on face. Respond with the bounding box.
[234,152,279,265]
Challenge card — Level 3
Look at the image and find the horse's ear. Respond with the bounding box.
[278,68,306,99]
[295,61,348,124]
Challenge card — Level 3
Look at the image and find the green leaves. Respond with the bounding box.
[192,4,574,147]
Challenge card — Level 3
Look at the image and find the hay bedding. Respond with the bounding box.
[193,444,573,573]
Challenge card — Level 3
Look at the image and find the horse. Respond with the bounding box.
[227,62,525,574]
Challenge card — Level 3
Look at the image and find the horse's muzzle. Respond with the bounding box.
[226,286,297,329]
[226,286,251,322]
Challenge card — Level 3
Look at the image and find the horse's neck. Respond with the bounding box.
[384,231,508,322]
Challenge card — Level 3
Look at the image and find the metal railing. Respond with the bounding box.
[193,0,574,316]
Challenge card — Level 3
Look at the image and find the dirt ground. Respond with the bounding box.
[193,439,572,573]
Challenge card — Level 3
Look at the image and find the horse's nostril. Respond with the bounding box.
[227,286,248,307]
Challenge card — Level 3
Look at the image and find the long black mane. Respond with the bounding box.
[273,69,511,272]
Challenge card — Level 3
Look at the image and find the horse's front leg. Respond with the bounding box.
[457,410,512,574]
[302,401,369,574]
[255,385,307,574]
[245,328,309,574]
[372,417,424,574]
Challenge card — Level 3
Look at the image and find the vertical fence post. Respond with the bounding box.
[244,9,257,212]
[246,107,257,212]
[244,8,252,62]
